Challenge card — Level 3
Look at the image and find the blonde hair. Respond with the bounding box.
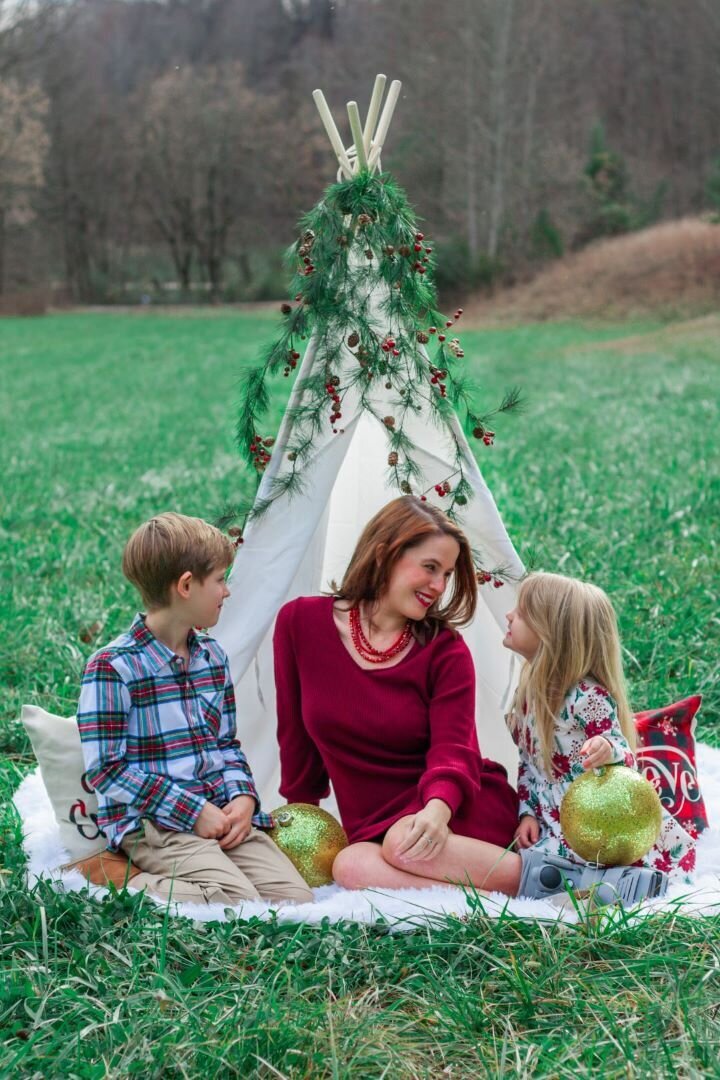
[511,572,635,775]
[122,512,235,610]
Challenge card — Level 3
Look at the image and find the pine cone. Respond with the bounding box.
[347,331,360,348]
[388,451,399,466]
[416,332,429,344]
[383,416,396,429]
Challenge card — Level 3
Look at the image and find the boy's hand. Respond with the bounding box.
[218,795,255,850]
[580,736,614,770]
[514,815,540,849]
[193,801,230,840]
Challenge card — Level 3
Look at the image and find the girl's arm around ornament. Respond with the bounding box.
[573,683,635,769]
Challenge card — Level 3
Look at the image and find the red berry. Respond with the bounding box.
[291,350,300,360]
[386,338,396,348]
[382,343,391,353]
[418,266,426,274]
[415,232,424,241]
[392,348,400,356]
[457,308,463,315]
[420,495,427,501]
[445,321,453,328]
[414,243,422,252]
[438,333,446,342]
[429,326,437,334]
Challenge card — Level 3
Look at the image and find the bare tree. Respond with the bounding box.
[0,78,48,293]
[134,63,292,298]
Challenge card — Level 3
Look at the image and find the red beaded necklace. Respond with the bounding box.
[349,605,413,663]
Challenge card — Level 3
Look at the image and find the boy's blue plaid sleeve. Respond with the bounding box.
[77,653,206,831]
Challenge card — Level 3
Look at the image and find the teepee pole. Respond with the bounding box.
[367,79,401,170]
[312,89,354,177]
[362,74,386,157]
[346,102,368,172]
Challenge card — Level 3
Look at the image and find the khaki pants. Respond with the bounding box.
[120,821,313,906]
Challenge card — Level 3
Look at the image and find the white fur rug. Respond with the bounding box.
[13,745,720,929]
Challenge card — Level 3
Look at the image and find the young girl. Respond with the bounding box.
[504,572,696,884]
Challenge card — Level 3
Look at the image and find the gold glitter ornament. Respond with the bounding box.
[269,803,348,887]
[560,765,662,866]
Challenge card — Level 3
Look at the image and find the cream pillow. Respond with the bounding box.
[21,705,107,861]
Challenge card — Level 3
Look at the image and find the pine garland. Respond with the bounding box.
[227,170,520,584]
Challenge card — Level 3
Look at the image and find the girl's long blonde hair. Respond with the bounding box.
[511,572,635,776]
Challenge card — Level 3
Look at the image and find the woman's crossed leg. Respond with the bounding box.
[333,815,521,895]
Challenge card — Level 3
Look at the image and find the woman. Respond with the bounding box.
[273,495,521,893]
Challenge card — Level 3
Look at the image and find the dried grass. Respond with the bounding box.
[468,218,720,323]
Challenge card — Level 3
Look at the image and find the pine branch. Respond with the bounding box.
[229,169,521,529]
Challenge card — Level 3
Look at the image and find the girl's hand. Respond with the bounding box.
[514,815,540,849]
[395,800,451,862]
[580,736,614,770]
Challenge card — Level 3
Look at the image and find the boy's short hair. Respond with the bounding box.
[122,512,235,610]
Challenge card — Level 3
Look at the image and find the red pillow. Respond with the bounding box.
[634,695,708,837]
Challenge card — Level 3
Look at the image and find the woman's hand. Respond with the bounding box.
[580,736,614,770]
[514,814,540,849]
[395,799,451,862]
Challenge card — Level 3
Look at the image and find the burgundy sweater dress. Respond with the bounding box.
[273,596,518,847]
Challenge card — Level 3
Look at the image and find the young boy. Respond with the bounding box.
[77,512,312,906]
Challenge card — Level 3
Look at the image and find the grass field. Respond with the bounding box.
[1,310,719,1076]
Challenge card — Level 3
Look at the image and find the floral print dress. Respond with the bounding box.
[507,679,696,882]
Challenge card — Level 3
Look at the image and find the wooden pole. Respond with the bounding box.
[312,89,354,177]
[346,102,368,172]
[367,79,401,170]
[362,74,386,158]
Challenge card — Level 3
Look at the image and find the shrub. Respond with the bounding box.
[530,209,564,261]
[706,155,720,222]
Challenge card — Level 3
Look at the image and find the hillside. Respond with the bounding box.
[469,218,720,322]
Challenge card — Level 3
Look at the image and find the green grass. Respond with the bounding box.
[1,310,719,1076]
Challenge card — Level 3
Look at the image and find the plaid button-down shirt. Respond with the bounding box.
[77,614,272,850]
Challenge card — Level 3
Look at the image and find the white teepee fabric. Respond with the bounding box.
[212,78,525,812]
[213,341,524,812]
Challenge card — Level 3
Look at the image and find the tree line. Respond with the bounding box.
[2,0,720,306]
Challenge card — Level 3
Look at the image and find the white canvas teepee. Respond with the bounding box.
[214,77,524,811]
